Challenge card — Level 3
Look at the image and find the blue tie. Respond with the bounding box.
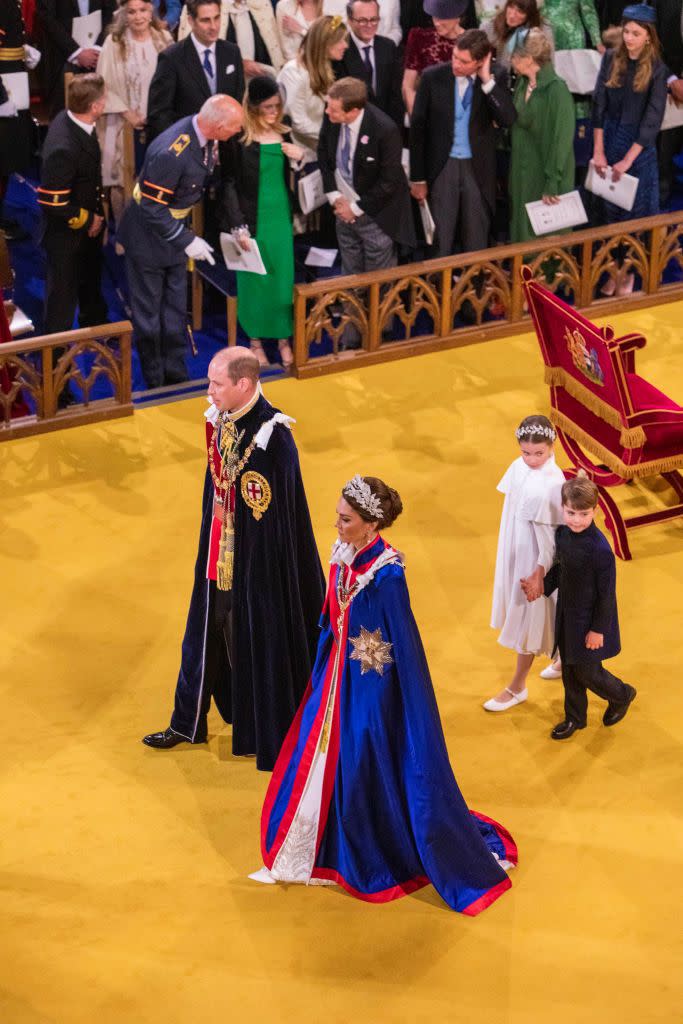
[462,77,473,110]
[340,125,352,182]
[362,46,374,89]
[203,48,214,79]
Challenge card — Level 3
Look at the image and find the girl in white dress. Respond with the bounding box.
[484,415,565,711]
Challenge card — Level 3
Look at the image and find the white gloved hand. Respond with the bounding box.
[184,236,215,265]
[24,45,42,69]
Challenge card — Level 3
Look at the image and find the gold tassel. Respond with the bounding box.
[546,365,645,448]
[216,511,235,591]
[550,409,683,479]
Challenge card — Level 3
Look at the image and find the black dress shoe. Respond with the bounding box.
[603,685,637,727]
[142,727,199,749]
[551,719,586,740]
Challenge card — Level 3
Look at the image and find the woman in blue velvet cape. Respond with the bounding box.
[251,476,517,915]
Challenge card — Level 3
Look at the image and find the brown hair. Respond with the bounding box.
[343,476,403,527]
[225,351,261,385]
[327,76,368,111]
[562,472,599,510]
[67,73,105,113]
[492,0,542,43]
[187,0,220,18]
[455,28,492,61]
[300,15,347,97]
[606,18,661,92]
[516,413,555,446]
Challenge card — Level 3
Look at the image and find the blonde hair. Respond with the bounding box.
[241,88,289,145]
[300,15,347,97]
[108,0,168,59]
[606,19,661,92]
[515,26,552,66]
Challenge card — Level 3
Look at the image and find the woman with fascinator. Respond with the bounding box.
[249,475,517,915]
[222,75,304,369]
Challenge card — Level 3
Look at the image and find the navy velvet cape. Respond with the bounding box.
[170,395,325,770]
[261,536,517,914]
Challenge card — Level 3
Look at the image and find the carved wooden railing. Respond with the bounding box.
[292,210,683,378]
[0,321,134,441]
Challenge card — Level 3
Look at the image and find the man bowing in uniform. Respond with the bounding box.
[142,347,325,772]
[118,93,243,389]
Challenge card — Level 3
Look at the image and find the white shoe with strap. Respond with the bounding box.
[483,687,528,712]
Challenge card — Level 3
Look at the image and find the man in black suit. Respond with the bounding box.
[37,72,107,337]
[333,0,404,129]
[147,0,244,140]
[319,77,414,274]
[409,28,516,257]
[36,0,116,112]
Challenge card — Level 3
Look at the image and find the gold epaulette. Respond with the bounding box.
[37,186,71,207]
[67,209,89,230]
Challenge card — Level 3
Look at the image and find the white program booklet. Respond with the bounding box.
[419,200,436,245]
[71,10,102,48]
[298,168,326,214]
[553,49,602,94]
[334,169,360,204]
[220,232,267,274]
[661,96,683,131]
[585,162,639,212]
[0,72,30,110]
[305,246,338,268]
[525,190,588,236]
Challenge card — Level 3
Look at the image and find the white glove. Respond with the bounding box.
[185,236,215,265]
[24,45,42,69]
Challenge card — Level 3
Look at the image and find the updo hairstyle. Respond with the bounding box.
[343,476,404,528]
[516,413,555,445]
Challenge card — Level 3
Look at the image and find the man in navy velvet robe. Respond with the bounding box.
[142,347,325,771]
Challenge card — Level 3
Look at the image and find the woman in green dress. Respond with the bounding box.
[508,28,576,242]
[222,76,303,368]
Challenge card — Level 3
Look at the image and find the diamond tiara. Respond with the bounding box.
[516,424,556,441]
[343,475,384,520]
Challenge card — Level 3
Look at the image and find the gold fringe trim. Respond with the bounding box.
[543,365,646,449]
[550,409,683,479]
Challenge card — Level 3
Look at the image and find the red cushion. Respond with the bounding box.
[626,374,682,414]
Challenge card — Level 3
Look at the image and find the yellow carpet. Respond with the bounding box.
[2,304,682,1024]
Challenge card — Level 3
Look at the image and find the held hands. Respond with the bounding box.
[542,194,560,205]
[520,566,544,602]
[585,630,604,650]
[670,79,683,105]
[334,196,356,223]
[184,235,216,264]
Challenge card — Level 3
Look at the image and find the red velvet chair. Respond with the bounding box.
[522,266,683,559]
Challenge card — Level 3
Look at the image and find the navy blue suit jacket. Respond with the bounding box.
[544,523,621,664]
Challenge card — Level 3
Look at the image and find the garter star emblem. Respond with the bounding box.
[241,471,271,520]
[349,626,393,676]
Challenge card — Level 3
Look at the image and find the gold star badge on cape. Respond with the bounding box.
[349,626,394,676]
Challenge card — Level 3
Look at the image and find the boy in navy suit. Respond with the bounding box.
[522,474,637,740]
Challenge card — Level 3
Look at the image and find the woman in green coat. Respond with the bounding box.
[509,28,576,242]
